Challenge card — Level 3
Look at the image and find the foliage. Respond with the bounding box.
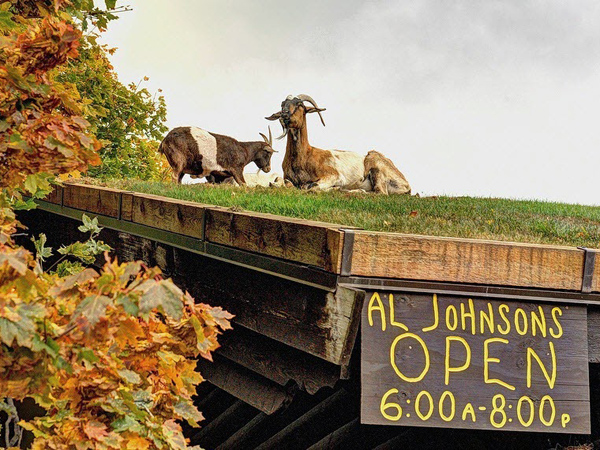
[55,35,169,181]
[0,2,232,449]
[94,178,600,249]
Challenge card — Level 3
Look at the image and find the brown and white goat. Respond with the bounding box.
[159,127,275,184]
[266,95,370,190]
[364,150,411,195]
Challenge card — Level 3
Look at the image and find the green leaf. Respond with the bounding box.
[0,303,45,348]
[174,400,204,427]
[73,295,112,327]
[32,335,59,358]
[116,294,138,316]
[23,173,52,197]
[78,213,102,234]
[58,241,95,264]
[79,347,99,363]
[32,233,53,262]
[137,279,184,320]
[0,6,15,31]
[11,197,38,211]
[44,136,74,157]
[105,0,117,10]
[117,369,141,385]
[110,415,142,433]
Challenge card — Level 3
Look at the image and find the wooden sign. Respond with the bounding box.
[361,292,590,433]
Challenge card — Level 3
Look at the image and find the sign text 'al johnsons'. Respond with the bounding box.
[360,292,590,433]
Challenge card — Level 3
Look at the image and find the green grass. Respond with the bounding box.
[84,178,600,249]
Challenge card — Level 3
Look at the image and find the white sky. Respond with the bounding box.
[99,0,600,206]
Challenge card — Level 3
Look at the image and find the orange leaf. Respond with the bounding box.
[126,437,151,450]
[83,420,108,441]
[115,317,144,348]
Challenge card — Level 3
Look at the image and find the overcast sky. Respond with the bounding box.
[100,0,600,206]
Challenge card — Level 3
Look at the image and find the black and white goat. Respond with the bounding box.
[159,126,275,185]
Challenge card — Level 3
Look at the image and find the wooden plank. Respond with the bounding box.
[351,231,593,292]
[45,185,63,205]
[129,193,208,239]
[197,354,294,414]
[255,389,358,450]
[86,227,354,364]
[216,411,269,450]
[190,400,259,450]
[361,291,591,433]
[588,306,600,363]
[163,242,361,366]
[205,208,346,272]
[217,325,342,394]
[120,193,133,221]
[307,418,360,450]
[62,183,122,218]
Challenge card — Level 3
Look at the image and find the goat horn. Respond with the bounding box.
[268,125,273,146]
[265,111,282,121]
[296,94,326,126]
[276,128,288,140]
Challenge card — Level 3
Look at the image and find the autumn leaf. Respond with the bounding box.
[0,247,30,275]
[0,303,45,347]
[48,267,98,297]
[114,317,144,347]
[117,369,141,385]
[162,420,187,450]
[72,294,112,328]
[137,279,183,320]
[83,420,108,441]
[174,400,204,427]
[203,305,234,331]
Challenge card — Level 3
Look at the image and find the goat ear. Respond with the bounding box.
[265,111,282,121]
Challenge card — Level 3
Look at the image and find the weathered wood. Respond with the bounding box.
[129,193,208,239]
[77,226,358,365]
[351,231,596,292]
[196,354,294,414]
[361,291,591,433]
[62,183,122,218]
[120,192,133,221]
[190,399,259,449]
[45,185,63,205]
[216,411,269,450]
[205,208,346,272]
[217,325,342,394]
[255,389,358,450]
[588,307,600,363]
[307,418,360,450]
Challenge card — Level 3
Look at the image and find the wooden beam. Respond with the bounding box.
[128,192,209,240]
[255,389,358,450]
[45,185,63,205]
[217,325,342,394]
[216,411,269,450]
[62,183,122,218]
[190,399,259,450]
[196,354,294,415]
[351,231,595,292]
[205,208,346,273]
[165,244,361,366]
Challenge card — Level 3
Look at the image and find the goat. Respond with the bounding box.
[159,126,276,185]
[363,150,411,194]
[266,94,370,191]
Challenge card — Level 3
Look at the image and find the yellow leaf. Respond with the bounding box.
[126,437,151,450]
